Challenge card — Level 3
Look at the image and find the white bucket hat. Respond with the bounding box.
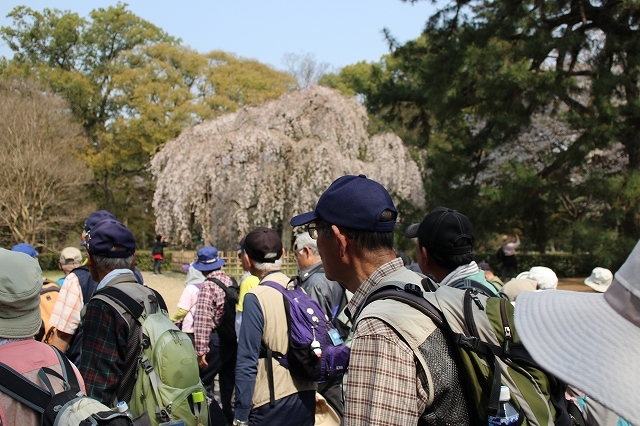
[514,241,640,424]
[584,267,613,293]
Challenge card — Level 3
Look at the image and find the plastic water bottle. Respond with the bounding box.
[487,386,519,425]
[116,401,133,419]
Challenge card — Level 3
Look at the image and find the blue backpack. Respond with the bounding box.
[260,281,350,405]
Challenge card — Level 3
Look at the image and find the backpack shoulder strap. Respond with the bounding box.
[0,362,50,413]
[93,282,168,321]
[206,277,231,295]
[450,278,496,297]
[0,345,76,413]
[360,284,445,327]
[259,280,288,295]
[97,286,145,319]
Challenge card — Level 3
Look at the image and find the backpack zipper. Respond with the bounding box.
[500,298,512,354]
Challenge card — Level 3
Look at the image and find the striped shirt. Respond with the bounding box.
[344,257,431,426]
[192,270,235,356]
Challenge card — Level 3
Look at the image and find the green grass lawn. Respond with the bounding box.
[42,270,64,282]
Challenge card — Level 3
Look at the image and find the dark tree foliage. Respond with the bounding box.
[327,0,640,259]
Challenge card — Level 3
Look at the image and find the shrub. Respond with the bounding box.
[475,252,598,277]
[38,250,173,272]
[134,250,173,271]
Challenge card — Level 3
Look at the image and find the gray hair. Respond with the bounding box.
[253,258,283,273]
[61,262,81,274]
[295,232,319,256]
[91,254,135,272]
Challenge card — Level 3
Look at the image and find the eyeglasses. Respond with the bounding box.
[306,224,330,239]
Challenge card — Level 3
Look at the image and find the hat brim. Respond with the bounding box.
[515,290,640,424]
[181,264,190,271]
[314,393,340,426]
[290,211,318,227]
[404,223,420,238]
[0,305,42,339]
[192,258,226,272]
[584,278,610,293]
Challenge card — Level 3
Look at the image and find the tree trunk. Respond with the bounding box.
[625,129,640,171]
[281,200,293,254]
[102,173,117,215]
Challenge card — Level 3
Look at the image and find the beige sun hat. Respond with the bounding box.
[584,267,613,293]
[515,240,640,425]
[315,393,340,426]
[500,278,537,301]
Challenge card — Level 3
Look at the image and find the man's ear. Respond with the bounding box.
[331,225,348,258]
[419,245,430,268]
[130,253,137,268]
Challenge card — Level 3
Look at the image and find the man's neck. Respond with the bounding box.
[255,269,281,280]
[97,268,135,290]
[343,249,396,293]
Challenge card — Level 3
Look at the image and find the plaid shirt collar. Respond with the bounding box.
[205,269,230,281]
[345,257,405,322]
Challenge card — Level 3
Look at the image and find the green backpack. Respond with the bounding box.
[362,283,585,426]
[94,283,208,426]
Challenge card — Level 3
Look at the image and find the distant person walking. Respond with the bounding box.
[500,234,520,281]
[151,234,169,275]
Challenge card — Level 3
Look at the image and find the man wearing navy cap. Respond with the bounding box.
[290,175,471,426]
[77,219,149,406]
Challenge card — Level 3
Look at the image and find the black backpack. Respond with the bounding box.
[0,346,133,426]
[206,277,239,342]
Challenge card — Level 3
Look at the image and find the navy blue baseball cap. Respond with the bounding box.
[82,210,116,246]
[86,219,136,258]
[290,174,397,232]
[84,210,116,233]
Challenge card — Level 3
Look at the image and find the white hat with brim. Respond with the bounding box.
[584,267,613,293]
[514,241,640,425]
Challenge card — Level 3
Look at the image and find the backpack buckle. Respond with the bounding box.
[454,334,481,350]
[404,283,423,297]
[142,358,154,374]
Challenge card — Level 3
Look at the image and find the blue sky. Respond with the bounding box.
[1,0,437,72]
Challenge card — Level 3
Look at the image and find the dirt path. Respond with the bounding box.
[142,271,597,318]
[141,271,188,317]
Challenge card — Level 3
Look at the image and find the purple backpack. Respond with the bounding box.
[260,281,350,389]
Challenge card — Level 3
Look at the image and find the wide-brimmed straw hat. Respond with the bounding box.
[515,240,640,424]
